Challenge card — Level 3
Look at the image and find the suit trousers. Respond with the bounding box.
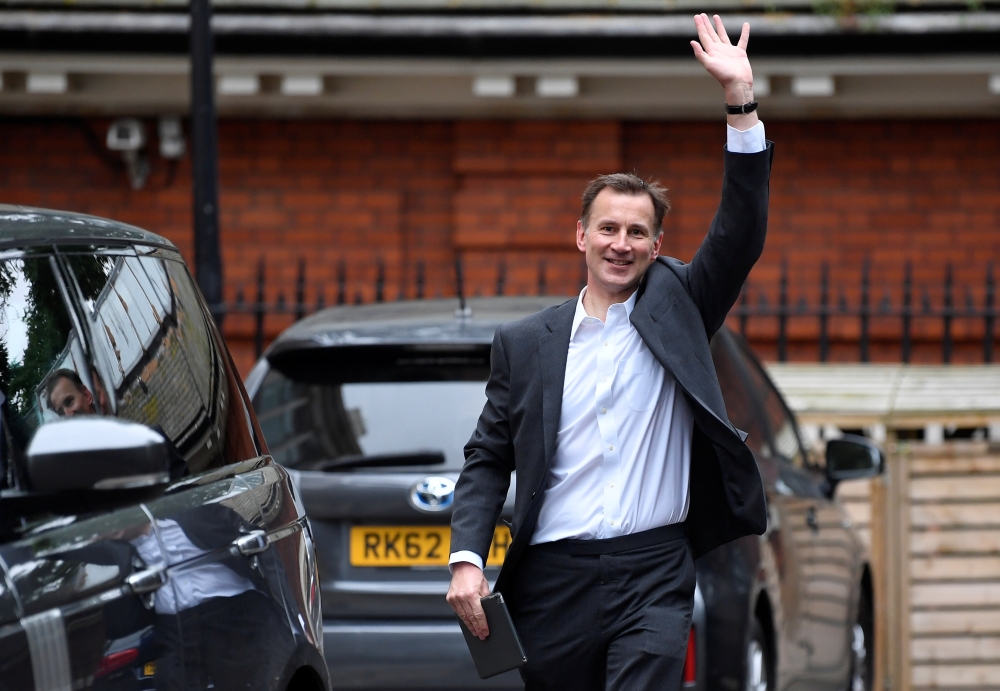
[506,534,696,691]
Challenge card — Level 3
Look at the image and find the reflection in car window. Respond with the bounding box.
[737,344,807,468]
[63,252,254,473]
[0,256,83,486]
[710,335,770,461]
[255,370,487,471]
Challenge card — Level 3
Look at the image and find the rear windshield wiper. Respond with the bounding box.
[303,451,446,472]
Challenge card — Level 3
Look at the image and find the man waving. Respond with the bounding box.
[448,14,772,690]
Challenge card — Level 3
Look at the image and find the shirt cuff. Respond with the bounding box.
[449,550,484,573]
[727,121,766,154]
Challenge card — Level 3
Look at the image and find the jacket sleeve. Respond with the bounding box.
[686,142,773,337]
[449,326,516,563]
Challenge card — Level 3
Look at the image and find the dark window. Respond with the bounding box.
[253,345,491,471]
[732,338,808,469]
[62,249,256,473]
[710,334,770,462]
[0,255,82,488]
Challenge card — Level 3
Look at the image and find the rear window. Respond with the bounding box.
[253,345,491,471]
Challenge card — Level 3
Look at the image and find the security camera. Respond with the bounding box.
[107,118,146,152]
[158,116,185,159]
[106,118,149,190]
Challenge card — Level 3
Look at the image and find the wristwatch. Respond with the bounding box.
[725,101,758,115]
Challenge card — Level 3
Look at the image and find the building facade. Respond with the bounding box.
[1,1,999,372]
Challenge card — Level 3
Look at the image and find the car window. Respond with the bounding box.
[253,345,490,471]
[733,339,808,469]
[62,250,256,474]
[0,255,83,488]
[710,334,770,462]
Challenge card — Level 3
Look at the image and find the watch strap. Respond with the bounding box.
[725,101,758,115]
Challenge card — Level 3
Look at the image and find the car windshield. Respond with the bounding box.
[253,345,491,471]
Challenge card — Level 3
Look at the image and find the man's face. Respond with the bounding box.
[576,189,663,297]
[49,377,96,417]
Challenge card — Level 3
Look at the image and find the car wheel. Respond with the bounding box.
[850,588,874,691]
[745,618,772,691]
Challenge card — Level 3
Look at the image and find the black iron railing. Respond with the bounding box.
[735,261,996,364]
[217,256,998,363]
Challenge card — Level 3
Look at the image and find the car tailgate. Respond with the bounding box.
[298,469,515,620]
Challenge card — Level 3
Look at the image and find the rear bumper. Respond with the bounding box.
[324,621,524,690]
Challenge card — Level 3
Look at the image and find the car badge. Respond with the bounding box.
[410,476,456,513]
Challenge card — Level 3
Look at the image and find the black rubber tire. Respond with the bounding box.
[745,618,774,691]
[849,588,874,691]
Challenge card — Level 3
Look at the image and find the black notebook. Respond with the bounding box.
[459,592,527,679]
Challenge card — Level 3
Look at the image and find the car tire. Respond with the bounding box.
[849,588,874,691]
[745,617,773,691]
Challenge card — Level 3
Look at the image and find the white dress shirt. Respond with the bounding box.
[531,288,694,543]
[450,121,766,570]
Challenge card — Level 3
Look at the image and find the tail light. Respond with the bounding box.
[683,626,697,687]
[95,648,139,678]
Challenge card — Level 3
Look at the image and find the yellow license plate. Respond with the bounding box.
[350,525,510,567]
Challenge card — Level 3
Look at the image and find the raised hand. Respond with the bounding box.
[690,13,758,128]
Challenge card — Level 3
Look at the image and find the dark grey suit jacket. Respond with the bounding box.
[451,143,774,596]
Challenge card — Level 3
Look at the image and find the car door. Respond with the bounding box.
[736,338,856,689]
[0,505,175,691]
[711,333,813,691]
[0,250,176,690]
[60,247,302,691]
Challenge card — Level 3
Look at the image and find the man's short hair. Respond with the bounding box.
[580,173,671,236]
[46,369,84,409]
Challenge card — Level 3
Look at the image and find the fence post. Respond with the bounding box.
[859,259,870,362]
[415,261,425,300]
[294,258,306,321]
[254,258,265,359]
[537,260,547,296]
[777,261,788,362]
[496,259,506,296]
[819,262,829,362]
[943,263,953,364]
[375,260,385,303]
[984,264,994,364]
[902,263,912,363]
[337,260,346,305]
[315,283,325,312]
[454,256,467,311]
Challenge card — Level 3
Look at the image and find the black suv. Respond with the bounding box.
[0,206,328,691]
[247,296,882,691]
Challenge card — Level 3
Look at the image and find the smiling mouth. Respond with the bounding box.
[606,258,632,266]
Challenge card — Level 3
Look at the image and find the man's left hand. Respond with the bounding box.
[690,14,759,130]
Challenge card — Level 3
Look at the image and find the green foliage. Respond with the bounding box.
[63,253,115,303]
[812,0,895,17]
[0,259,74,425]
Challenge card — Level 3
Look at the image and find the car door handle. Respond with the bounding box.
[234,531,269,556]
[806,507,819,532]
[127,567,167,594]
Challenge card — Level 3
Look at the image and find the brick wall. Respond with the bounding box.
[2,117,998,374]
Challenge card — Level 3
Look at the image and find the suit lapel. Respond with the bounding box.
[631,264,736,434]
[538,300,575,470]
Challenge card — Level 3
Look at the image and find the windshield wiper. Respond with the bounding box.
[305,451,446,472]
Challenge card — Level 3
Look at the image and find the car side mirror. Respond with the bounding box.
[825,434,884,484]
[27,417,170,493]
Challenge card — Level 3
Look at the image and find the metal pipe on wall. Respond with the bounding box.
[190,0,224,323]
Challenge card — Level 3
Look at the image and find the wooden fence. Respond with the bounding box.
[769,364,1000,691]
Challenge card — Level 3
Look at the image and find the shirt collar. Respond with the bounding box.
[571,287,638,338]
